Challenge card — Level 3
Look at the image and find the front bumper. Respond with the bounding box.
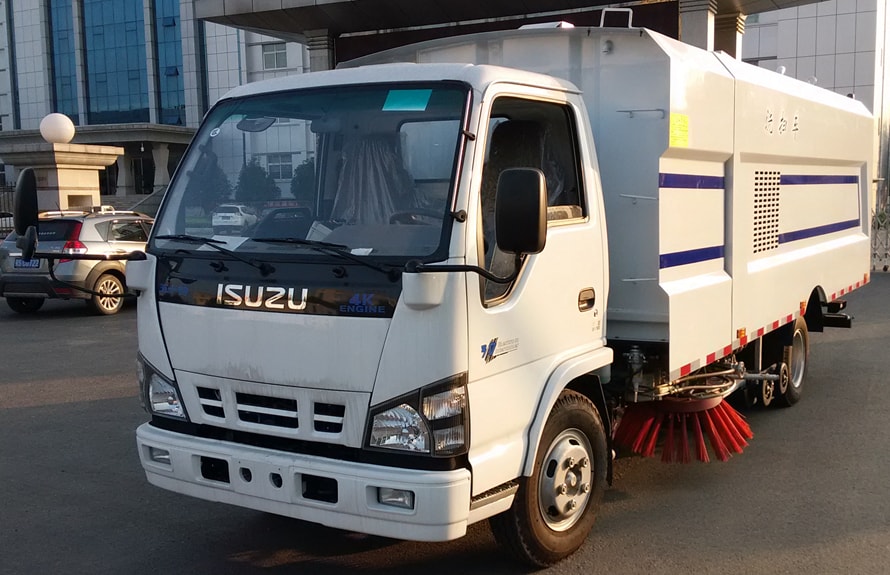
[136,423,473,541]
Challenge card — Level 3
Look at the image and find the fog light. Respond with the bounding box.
[148,446,171,465]
[377,487,415,510]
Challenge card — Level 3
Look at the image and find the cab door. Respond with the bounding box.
[466,89,608,494]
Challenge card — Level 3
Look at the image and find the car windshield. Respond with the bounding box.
[152,81,469,260]
[36,220,81,242]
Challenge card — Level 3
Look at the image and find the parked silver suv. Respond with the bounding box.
[0,208,153,315]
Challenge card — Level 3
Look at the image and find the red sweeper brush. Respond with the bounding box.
[614,396,753,463]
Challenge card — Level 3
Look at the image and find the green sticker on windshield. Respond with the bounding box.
[383,89,432,112]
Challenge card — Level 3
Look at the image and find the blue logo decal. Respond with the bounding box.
[350,293,374,306]
[481,337,519,364]
[482,338,498,363]
[340,293,387,315]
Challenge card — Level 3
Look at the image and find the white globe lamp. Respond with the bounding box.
[40,113,76,144]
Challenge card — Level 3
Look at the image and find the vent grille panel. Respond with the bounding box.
[754,171,780,253]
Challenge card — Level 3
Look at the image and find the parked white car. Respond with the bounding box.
[211,204,257,234]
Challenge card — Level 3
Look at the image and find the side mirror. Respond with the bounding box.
[495,168,547,255]
[13,168,38,235]
[13,168,39,260]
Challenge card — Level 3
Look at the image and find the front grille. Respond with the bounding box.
[313,403,346,433]
[197,386,224,418]
[236,392,299,428]
[195,385,347,435]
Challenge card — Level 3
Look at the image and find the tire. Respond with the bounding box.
[774,316,809,407]
[90,274,125,315]
[489,390,608,567]
[6,296,44,314]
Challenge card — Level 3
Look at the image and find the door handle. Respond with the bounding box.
[578,287,595,312]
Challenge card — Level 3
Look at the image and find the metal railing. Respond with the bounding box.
[0,186,12,235]
[873,180,890,272]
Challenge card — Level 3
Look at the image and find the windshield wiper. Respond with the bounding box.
[251,237,401,281]
[155,234,275,276]
[253,237,349,250]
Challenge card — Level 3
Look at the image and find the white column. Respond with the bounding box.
[151,142,170,190]
[715,13,746,59]
[143,0,159,124]
[179,0,203,127]
[71,0,88,124]
[305,29,335,71]
[679,0,718,52]
[116,155,133,196]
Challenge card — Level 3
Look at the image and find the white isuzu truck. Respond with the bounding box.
[114,23,870,566]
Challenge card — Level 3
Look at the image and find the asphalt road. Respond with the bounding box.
[2,279,890,575]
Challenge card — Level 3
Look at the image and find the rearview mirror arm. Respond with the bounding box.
[405,254,522,284]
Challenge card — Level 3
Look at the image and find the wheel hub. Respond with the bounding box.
[790,331,805,389]
[538,429,593,531]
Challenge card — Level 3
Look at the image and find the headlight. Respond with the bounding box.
[137,354,187,420]
[367,374,468,457]
[369,404,429,453]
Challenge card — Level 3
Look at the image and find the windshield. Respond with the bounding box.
[152,82,469,260]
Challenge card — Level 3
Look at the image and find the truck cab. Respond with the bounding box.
[132,62,611,563]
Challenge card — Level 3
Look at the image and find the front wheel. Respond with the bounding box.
[7,296,45,314]
[489,390,608,567]
[774,316,809,407]
[90,274,125,315]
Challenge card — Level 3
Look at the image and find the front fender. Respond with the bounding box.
[522,346,613,478]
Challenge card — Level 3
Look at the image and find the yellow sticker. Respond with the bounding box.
[670,113,689,148]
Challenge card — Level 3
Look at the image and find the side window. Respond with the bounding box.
[479,97,584,302]
[110,220,148,242]
[400,120,460,214]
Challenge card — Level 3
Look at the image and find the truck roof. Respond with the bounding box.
[220,62,580,101]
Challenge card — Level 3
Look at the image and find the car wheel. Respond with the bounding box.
[773,316,809,407]
[489,390,608,566]
[90,273,125,315]
[6,297,45,314]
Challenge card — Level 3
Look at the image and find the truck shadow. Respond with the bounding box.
[211,513,536,574]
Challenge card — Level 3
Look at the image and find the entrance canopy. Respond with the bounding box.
[195,0,820,41]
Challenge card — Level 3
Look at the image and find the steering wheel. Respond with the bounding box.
[388,208,442,225]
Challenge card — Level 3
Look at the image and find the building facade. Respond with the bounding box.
[743,0,890,208]
[0,0,312,203]
[0,0,885,211]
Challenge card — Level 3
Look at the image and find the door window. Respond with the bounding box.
[110,220,149,242]
[480,97,584,302]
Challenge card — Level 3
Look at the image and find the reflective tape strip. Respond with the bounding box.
[666,275,869,383]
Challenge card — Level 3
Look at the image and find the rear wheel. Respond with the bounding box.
[90,274,125,315]
[774,316,809,407]
[489,390,608,567]
[6,296,44,314]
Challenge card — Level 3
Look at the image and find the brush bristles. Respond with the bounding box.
[615,399,753,463]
